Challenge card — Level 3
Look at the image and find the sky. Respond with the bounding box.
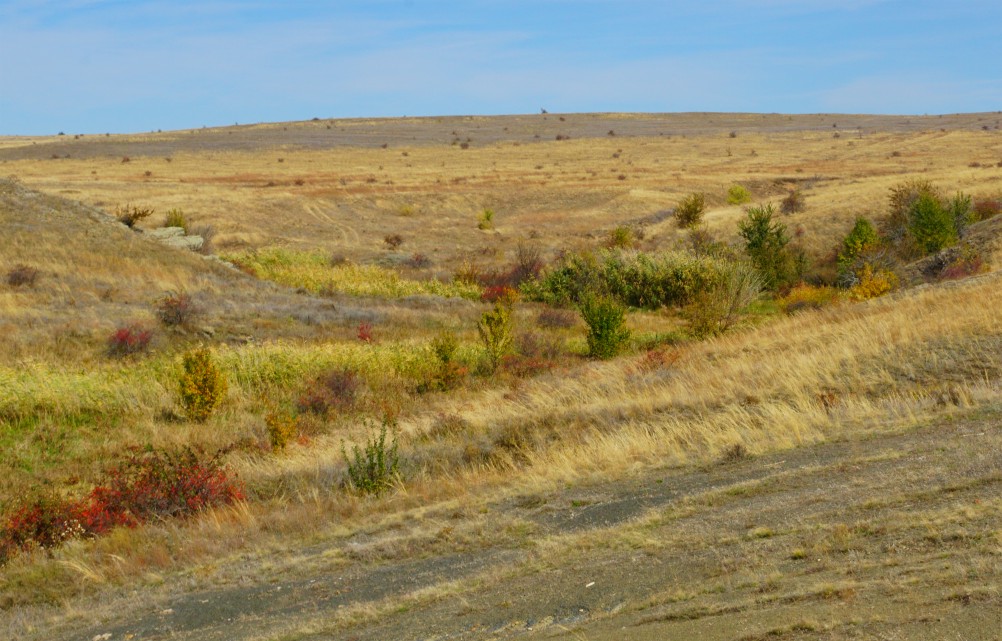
[1,0,1000,135]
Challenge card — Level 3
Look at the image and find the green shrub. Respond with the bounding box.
[684,261,762,338]
[178,348,228,422]
[478,301,514,372]
[426,331,466,391]
[478,208,495,230]
[909,191,957,253]
[738,204,797,290]
[675,192,706,228]
[579,295,630,359]
[726,185,752,205]
[884,179,940,249]
[525,249,729,310]
[607,225,635,248]
[342,421,399,496]
[837,217,880,282]
[163,208,188,232]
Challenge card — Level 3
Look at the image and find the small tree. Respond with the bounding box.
[579,294,630,359]
[477,300,514,372]
[837,217,880,282]
[738,204,794,290]
[909,192,957,253]
[178,348,227,422]
[674,192,705,228]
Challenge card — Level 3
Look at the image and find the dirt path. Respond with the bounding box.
[53,408,1001,641]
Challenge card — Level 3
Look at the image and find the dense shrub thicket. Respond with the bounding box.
[524,249,731,310]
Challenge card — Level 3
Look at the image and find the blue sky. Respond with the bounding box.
[1,0,1000,134]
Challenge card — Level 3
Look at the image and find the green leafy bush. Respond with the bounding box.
[607,226,635,248]
[837,217,880,283]
[909,191,957,253]
[579,295,630,359]
[525,249,729,310]
[726,185,752,205]
[423,331,466,391]
[342,422,399,496]
[178,348,228,422]
[738,204,798,290]
[478,301,514,372]
[675,192,706,228]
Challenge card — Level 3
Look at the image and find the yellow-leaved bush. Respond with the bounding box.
[178,347,227,422]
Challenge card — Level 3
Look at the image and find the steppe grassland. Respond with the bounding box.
[1,117,1001,620]
[8,127,1002,268]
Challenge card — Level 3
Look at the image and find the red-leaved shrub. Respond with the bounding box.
[0,447,242,564]
[107,324,153,357]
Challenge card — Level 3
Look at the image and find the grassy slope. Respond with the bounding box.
[0,114,1000,639]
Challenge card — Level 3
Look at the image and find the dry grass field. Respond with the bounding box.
[0,112,1000,640]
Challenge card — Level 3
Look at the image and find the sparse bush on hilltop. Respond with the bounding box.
[1,447,242,563]
[265,411,299,452]
[178,347,227,422]
[424,331,467,392]
[675,192,706,229]
[116,204,154,228]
